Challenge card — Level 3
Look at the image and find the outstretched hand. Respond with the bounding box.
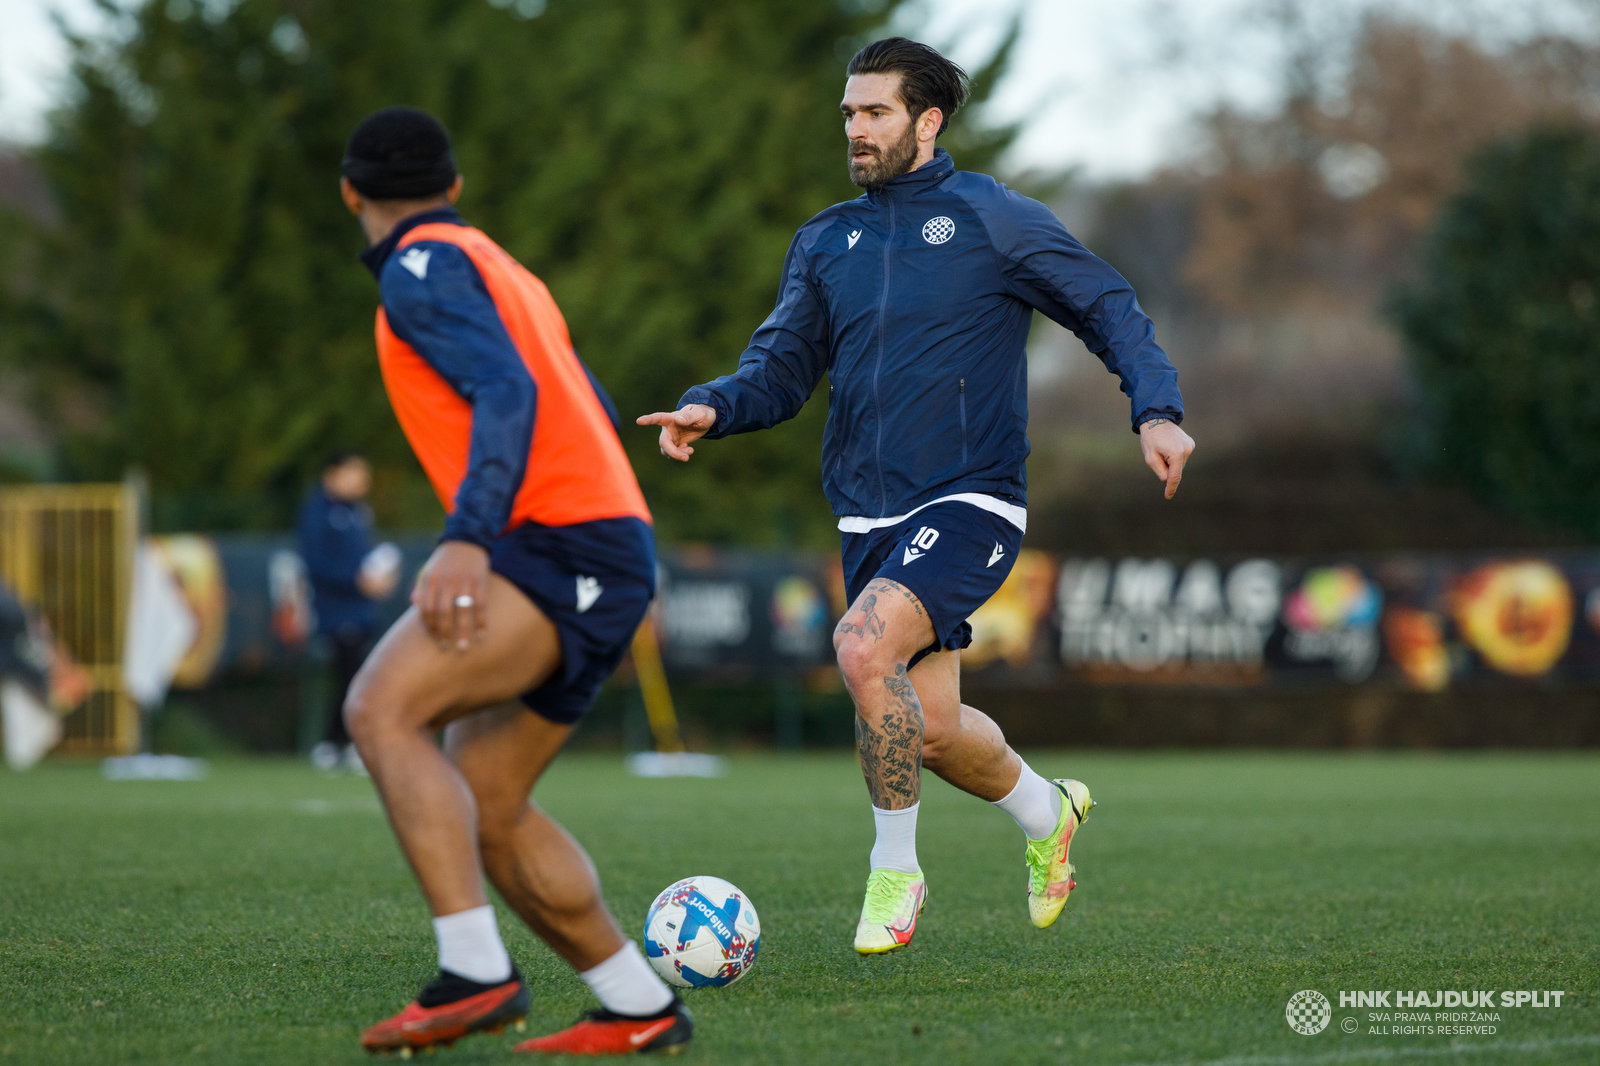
[1140,419,1196,499]
[636,403,717,461]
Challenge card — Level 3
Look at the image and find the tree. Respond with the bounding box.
[1393,123,1600,535]
[1183,16,1591,315]
[5,0,1014,544]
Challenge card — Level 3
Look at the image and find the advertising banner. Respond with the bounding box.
[1057,557,1282,685]
[653,552,833,677]
[1055,552,1600,690]
[185,535,1600,692]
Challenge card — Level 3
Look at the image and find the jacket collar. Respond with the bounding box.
[359,206,465,279]
[871,147,955,202]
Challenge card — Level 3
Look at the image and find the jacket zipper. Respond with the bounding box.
[959,378,967,463]
[871,197,895,516]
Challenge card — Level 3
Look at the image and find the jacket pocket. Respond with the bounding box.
[958,378,968,464]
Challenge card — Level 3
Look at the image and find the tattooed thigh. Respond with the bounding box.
[833,578,926,647]
[870,578,925,619]
[834,590,887,643]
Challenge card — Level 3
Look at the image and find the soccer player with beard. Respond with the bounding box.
[640,39,1194,954]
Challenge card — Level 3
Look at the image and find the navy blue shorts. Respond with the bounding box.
[840,501,1023,669]
[488,516,656,724]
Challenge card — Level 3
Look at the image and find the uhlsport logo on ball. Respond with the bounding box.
[643,876,761,989]
[1286,990,1332,1034]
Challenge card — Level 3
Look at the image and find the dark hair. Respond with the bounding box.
[846,37,970,137]
[323,449,365,472]
[341,106,457,200]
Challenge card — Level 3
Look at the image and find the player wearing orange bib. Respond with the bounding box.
[337,107,690,1056]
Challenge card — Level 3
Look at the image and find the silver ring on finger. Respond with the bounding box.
[454,594,475,608]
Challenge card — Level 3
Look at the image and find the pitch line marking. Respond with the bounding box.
[1126,1033,1600,1066]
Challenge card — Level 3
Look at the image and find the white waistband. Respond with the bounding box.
[837,492,1027,534]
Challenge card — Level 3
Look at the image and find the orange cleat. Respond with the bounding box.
[514,997,692,1056]
[362,968,530,1056]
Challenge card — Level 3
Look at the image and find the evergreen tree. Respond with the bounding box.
[8,0,1015,542]
[1394,124,1600,536]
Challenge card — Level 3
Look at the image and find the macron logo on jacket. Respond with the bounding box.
[397,247,431,280]
[677,147,1183,523]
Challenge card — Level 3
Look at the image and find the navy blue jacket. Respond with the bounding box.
[679,149,1182,520]
[297,486,376,637]
[361,208,623,548]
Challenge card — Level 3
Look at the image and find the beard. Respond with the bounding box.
[848,122,920,190]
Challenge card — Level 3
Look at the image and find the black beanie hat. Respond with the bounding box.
[341,106,458,200]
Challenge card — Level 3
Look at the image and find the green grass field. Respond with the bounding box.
[2,752,1596,1065]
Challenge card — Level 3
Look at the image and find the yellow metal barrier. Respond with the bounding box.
[630,620,685,753]
[0,483,140,755]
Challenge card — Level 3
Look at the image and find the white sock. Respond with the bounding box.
[992,763,1063,841]
[432,904,512,984]
[580,941,674,1017]
[869,802,920,874]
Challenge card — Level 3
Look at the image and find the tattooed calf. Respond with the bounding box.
[855,664,924,809]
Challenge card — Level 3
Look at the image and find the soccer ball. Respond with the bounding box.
[642,876,760,989]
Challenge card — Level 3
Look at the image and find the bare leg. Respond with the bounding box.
[911,650,1023,802]
[833,578,934,810]
[445,703,626,972]
[344,573,561,917]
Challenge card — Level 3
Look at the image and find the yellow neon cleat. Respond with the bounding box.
[1025,779,1094,929]
[853,867,927,955]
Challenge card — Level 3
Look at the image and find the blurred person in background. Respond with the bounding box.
[1,579,93,771]
[298,450,398,773]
